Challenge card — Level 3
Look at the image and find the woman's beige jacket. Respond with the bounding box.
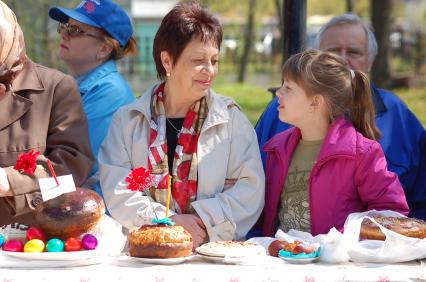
[99,84,264,241]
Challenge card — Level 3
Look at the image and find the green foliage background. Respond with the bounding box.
[3,0,425,127]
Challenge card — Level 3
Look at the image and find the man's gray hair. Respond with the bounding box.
[313,13,378,63]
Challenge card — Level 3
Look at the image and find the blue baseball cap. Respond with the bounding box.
[49,0,133,47]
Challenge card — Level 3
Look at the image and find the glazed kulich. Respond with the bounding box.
[33,187,105,240]
[360,216,426,240]
[128,224,193,258]
[197,240,263,257]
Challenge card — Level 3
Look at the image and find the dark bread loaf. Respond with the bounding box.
[33,187,105,240]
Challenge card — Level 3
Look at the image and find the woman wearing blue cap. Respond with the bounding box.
[98,2,264,248]
[49,0,137,189]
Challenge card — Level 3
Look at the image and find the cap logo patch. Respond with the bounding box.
[76,0,101,10]
[84,2,96,13]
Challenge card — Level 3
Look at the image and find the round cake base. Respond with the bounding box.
[128,224,193,259]
[129,241,193,258]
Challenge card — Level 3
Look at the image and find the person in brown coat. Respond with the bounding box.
[0,1,93,226]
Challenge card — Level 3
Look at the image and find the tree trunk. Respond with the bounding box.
[346,0,354,13]
[274,0,283,61]
[283,0,306,64]
[40,1,50,66]
[371,0,392,88]
[237,0,256,83]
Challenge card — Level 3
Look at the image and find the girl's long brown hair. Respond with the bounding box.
[282,50,381,140]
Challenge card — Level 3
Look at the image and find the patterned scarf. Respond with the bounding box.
[148,83,207,214]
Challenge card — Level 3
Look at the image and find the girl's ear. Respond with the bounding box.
[309,94,327,114]
[160,51,173,74]
[311,94,325,108]
[97,42,113,61]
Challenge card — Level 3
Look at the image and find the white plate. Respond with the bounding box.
[1,250,99,261]
[195,244,265,257]
[195,247,225,258]
[279,255,319,264]
[196,253,259,264]
[196,254,227,264]
[128,254,194,265]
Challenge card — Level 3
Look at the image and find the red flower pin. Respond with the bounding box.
[13,150,40,176]
[125,167,153,192]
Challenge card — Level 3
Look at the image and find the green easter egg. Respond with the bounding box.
[0,233,5,247]
[46,238,64,252]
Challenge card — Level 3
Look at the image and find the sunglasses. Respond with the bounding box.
[57,22,102,39]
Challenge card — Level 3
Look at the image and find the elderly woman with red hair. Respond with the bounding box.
[99,2,264,247]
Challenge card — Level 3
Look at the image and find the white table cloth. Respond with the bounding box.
[0,254,425,282]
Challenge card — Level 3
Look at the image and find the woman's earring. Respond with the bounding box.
[166,72,171,77]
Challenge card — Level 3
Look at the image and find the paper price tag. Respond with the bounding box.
[38,174,77,202]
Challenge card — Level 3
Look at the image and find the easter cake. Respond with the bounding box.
[360,216,426,240]
[33,187,105,240]
[128,224,193,258]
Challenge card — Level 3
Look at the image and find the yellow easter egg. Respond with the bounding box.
[24,239,45,253]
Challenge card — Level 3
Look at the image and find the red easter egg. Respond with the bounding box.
[3,240,24,252]
[26,227,46,242]
[65,237,82,251]
[268,240,287,257]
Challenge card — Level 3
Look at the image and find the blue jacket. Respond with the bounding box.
[77,60,135,178]
[255,85,426,220]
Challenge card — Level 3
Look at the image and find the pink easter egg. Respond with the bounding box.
[3,240,24,252]
[26,227,46,242]
[81,234,98,250]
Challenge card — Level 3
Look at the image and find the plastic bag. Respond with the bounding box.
[90,215,127,256]
[0,223,28,241]
[313,228,350,263]
[343,210,426,263]
[276,228,349,264]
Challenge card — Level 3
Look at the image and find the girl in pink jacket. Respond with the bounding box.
[260,50,409,236]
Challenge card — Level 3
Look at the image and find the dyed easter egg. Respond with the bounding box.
[26,227,46,242]
[65,237,82,251]
[46,238,64,252]
[2,240,24,252]
[24,239,45,253]
[0,233,5,247]
[81,234,97,250]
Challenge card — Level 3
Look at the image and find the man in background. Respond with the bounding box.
[256,14,426,220]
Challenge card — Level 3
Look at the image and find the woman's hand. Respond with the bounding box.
[0,182,12,196]
[0,84,6,102]
[170,214,207,248]
[224,178,238,191]
[0,168,11,196]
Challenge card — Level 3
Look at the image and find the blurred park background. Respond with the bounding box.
[4,0,426,126]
